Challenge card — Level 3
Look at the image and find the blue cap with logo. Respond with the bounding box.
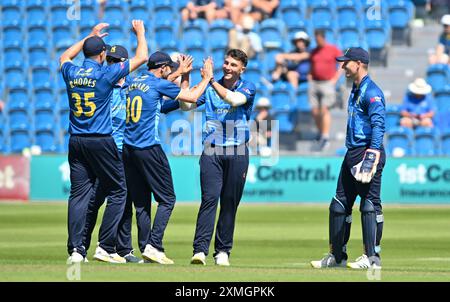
[336,47,370,64]
[83,36,106,57]
[147,51,179,70]
[106,45,129,61]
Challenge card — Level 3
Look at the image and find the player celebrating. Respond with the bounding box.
[60,21,148,264]
[311,47,386,269]
[176,49,256,266]
[123,51,213,264]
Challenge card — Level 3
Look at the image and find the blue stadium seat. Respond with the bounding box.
[388,0,413,45]
[260,18,286,49]
[295,82,310,112]
[10,129,32,153]
[4,47,23,70]
[310,0,336,25]
[80,0,97,27]
[153,0,175,20]
[29,47,50,68]
[3,24,23,48]
[62,130,70,152]
[154,19,179,49]
[184,46,207,69]
[8,85,29,108]
[8,106,30,132]
[158,40,179,55]
[130,1,150,20]
[278,0,307,27]
[336,0,362,22]
[106,24,128,46]
[210,39,228,64]
[35,109,55,132]
[414,126,440,156]
[209,19,234,43]
[51,0,70,23]
[263,46,285,72]
[339,27,362,50]
[385,104,402,129]
[182,19,208,47]
[285,19,312,36]
[364,19,390,49]
[434,85,450,112]
[242,60,263,84]
[53,22,74,48]
[5,67,27,89]
[426,64,450,93]
[35,87,54,111]
[26,1,47,28]
[1,1,22,27]
[103,0,128,22]
[271,81,295,112]
[35,129,59,153]
[386,126,413,156]
[32,66,52,89]
[28,25,49,49]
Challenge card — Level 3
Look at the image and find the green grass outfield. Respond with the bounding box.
[0,202,450,282]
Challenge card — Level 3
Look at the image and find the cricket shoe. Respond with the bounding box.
[93,245,126,263]
[122,250,142,263]
[142,244,174,265]
[347,254,382,269]
[67,251,84,264]
[191,252,206,265]
[214,252,230,266]
[310,253,347,268]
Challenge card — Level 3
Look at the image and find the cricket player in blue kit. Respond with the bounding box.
[176,49,256,266]
[123,51,213,264]
[311,47,386,269]
[60,21,149,264]
[81,44,144,263]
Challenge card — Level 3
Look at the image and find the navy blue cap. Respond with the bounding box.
[83,36,106,57]
[106,45,128,61]
[336,47,370,64]
[147,51,179,70]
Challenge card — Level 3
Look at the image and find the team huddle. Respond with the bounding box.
[61,20,386,269]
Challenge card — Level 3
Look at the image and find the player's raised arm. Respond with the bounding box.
[59,23,109,67]
[129,20,149,73]
[176,57,213,104]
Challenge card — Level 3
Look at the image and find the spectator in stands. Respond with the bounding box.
[215,0,252,25]
[228,14,263,60]
[308,29,343,152]
[249,0,280,22]
[252,97,273,153]
[400,78,436,129]
[98,0,107,20]
[271,31,311,89]
[181,1,220,24]
[413,0,429,20]
[429,14,450,64]
[427,0,450,22]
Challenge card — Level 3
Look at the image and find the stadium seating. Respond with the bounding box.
[385,104,402,129]
[386,126,414,156]
[414,126,440,156]
[441,130,450,156]
[434,85,450,112]
[387,0,413,46]
[426,64,450,93]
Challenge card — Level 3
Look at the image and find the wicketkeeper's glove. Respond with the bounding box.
[351,149,380,184]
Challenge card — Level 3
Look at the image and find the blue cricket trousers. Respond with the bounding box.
[82,151,134,256]
[122,144,176,253]
[67,135,127,257]
[193,144,249,257]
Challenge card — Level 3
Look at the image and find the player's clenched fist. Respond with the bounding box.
[132,20,145,35]
[90,23,109,38]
